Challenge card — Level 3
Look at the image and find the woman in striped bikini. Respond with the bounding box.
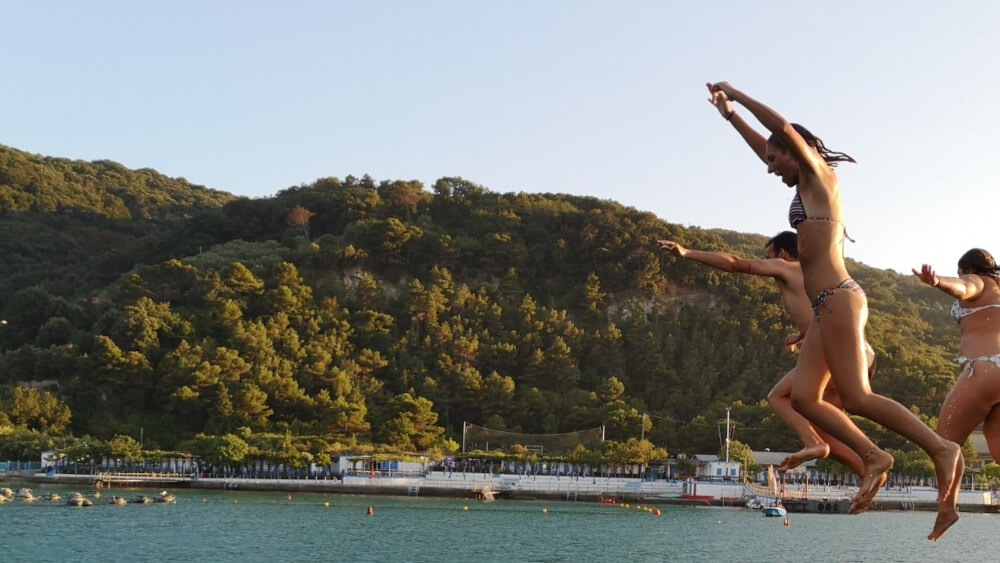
[708,81,963,540]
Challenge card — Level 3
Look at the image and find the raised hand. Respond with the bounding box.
[708,81,737,97]
[911,264,939,287]
[705,82,734,119]
[657,239,687,258]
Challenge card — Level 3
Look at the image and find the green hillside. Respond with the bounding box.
[0,151,961,470]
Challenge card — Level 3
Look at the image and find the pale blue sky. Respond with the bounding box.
[4,1,999,274]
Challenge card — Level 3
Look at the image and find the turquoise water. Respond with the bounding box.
[3,486,999,562]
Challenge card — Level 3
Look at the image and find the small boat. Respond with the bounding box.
[109,495,128,506]
[760,500,788,517]
[42,492,63,502]
[156,491,177,504]
[762,503,787,517]
[781,498,852,514]
[0,487,14,500]
[131,495,155,504]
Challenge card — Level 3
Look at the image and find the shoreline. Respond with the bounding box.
[10,471,1000,513]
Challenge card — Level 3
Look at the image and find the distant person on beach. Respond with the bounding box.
[914,250,1000,464]
[657,233,873,476]
[707,80,962,540]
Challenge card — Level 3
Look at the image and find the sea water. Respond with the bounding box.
[2,487,999,562]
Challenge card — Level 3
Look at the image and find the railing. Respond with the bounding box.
[745,482,852,501]
[96,471,191,480]
[0,461,42,472]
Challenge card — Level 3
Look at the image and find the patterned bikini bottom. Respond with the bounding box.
[811,279,865,322]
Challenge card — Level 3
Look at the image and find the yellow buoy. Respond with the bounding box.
[542,508,548,514]
[324,502,330,507]
[463,506,469,511]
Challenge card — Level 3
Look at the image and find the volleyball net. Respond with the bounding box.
[462,422,605,455]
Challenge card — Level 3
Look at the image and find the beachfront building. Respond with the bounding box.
[337,455,431,478]
[691,455,740,481]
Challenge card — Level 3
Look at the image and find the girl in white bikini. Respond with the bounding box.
[708,81,963,541]
[914,249,1000,465]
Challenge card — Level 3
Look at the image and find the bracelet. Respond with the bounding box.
[726,110,735,121]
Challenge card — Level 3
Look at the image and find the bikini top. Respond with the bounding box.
[788,192,855,241]
[788,192,808,228]
[951,301,1000,323]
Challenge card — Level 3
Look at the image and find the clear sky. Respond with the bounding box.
[4,1,999,274]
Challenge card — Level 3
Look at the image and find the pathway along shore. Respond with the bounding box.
[14,471,1000,513]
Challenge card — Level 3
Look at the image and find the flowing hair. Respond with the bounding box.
[767,123,856,168]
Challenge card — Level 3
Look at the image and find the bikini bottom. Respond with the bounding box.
[956,354,1000,376]
[811,278,865,322]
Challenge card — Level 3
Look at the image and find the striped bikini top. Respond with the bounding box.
[788,192,808,228]
[788,192,855,241]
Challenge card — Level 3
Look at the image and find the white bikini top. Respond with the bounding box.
[951,301,1000,323]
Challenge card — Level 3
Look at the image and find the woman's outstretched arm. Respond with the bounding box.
[708,81,828,175]
[912,264,985,301]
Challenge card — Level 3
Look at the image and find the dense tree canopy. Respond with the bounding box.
[0,148,964,465]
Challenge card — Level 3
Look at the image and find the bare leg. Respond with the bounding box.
[930,363,1000,540]
[767,366,829,471]
[789,318,891,510]
[812,290,961,535]
[818,386,865,475]
[984,404,1000,463]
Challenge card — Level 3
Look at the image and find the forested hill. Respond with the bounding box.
[0,144,236,306]
[0,151,960,461]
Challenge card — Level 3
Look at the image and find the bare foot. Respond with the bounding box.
[850,472,886,514]
[931,441,963,503]
[777,444,830,472]
[850,448,893,514]
[927,450,965,541]
[928,508,959,542]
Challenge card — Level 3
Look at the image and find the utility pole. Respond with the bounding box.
[640,413,646,441]
[725,407,731,463]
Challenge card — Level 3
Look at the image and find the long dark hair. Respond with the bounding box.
[767,123,856,168]
[958,248,1000,279]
